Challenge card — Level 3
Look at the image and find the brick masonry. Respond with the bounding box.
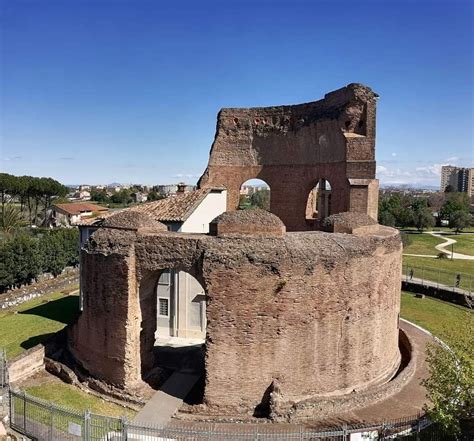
[69,221,402,416]
[68,85,403,419]
[198,83,379,231]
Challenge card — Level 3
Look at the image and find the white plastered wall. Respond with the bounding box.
[179,190,227,233]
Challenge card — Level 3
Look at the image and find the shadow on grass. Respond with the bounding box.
[19,295,79,325]
[20,332,57,351]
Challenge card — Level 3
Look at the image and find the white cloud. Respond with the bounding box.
[444,156,459,164]
[414,164,443,178]
[172,173,201,179]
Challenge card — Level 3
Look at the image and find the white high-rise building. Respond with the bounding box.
[440,165,474,197]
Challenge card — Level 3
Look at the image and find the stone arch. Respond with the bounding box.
[138,264,207,385]
[305,177,333,223]
[239,178,271,211]
[198,83,380,231]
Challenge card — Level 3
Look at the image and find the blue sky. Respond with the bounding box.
[1,0,472,187]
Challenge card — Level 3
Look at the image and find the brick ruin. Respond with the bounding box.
[68,84,405,419]
[198,83,379,231]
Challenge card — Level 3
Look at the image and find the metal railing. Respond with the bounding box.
[7,388,450,441]
[402,263,473,295]
[0,349,8,418]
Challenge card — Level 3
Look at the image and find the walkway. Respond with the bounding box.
[404,231,474,260]
[402,274,472,298]
[430,231,474,260]
[133,371,200,425]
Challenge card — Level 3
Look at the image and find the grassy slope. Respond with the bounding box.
[403,233,445,255]
[0,291,136,417]
[0,291,79,358]
[445,234,474,256]
[24,381,136,418]
[400,291,472,346]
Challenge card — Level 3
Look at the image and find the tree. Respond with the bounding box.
[379,210,396,227]
[111,189,132,205]
[449,211,472,234]
[0,203,27,235]
[147,191,164,202]
[413,207,436,232]
[422,315,473,436]
[0,234,42,290]
[250,189,270,211]
[440,192,470,223]
[91,189,110,204]
[0,173,15,217]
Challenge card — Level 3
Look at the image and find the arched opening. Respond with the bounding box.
[239,178,271,211]
[155,269,206,342]
[139,268,206,393]
[305,178,332,221]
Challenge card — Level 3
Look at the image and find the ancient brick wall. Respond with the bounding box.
[198,83,379,231]
[69,243,139,387]
[70,224,401,415]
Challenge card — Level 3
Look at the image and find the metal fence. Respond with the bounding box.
[402,263,473,295]
[0,349,8,418]
[8,388,451,441]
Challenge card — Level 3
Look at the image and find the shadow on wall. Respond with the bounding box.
[18,296,80,325]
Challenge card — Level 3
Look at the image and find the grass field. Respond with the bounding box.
[0,291,79,358]
[403,233,445,255]
[400,291,472,346]
[24,380,136,418]
[400,226,474,233]
[0,290,137,418]
[445,234,474,256]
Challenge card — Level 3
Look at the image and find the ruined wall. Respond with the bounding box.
[202,229,401,412]
[70,225,402,413]
[69,232,140,387]
[198,83,379,230]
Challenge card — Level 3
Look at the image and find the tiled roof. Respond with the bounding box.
[53,203,108,216]
[128,189,212,222]
[78,189,219,226]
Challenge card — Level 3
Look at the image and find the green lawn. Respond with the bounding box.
[400,226,474,233]
[24,381,136,418]
[403,233,444,255]
[402,255,474,290]
[400,291,473,347]
[0,291,79,358]
[445,234,474,256]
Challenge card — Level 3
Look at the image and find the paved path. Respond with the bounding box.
[403,277,472,299]
[134,372,200,425]
[403,231,474,260]
[429,231,474,260]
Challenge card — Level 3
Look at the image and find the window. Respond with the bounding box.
[158,270,170,285]
[158,298,169,317]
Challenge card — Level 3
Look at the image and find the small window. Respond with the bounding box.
[158,298,169,317]
[158,270,170,285]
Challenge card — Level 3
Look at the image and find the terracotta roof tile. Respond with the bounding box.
[78,189,219,226]
[53,203,108,216]
[128,189,211,222]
